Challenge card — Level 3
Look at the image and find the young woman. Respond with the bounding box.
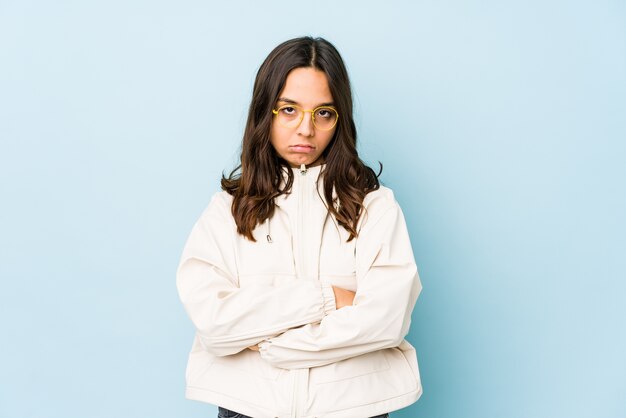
[176,36,423,418]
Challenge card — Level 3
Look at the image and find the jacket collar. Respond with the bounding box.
[275,163,327,208]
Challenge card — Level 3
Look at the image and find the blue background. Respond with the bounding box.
[1,1,624,417]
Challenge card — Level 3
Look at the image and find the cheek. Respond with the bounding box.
[270,124,285,148]
[319,130,336,152]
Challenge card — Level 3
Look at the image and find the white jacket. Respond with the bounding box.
[176,163,422,418]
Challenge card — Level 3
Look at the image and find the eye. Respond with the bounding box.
[280,106,296,115]
[316,108,334,119]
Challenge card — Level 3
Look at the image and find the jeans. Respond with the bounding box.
[218,406,390,418]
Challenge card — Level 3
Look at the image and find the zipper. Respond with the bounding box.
[293,163,308,418]
[291,369,300,417]
[298,163,308,277]
[290,369,309,417]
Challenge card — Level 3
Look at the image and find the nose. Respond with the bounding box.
[296,112,314,137]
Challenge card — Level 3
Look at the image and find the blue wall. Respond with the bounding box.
[1,1,624,417]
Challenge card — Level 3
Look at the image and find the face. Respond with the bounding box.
[270,67,337,168]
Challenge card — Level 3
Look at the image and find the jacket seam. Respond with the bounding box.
[207,312,324,343]
[357,203,397,238]
[321,387,422,414]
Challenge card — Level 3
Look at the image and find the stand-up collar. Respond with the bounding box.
[276,163,327,207]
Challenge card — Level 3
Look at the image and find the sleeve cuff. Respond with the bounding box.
[321,283,337,315]
[258,338,272,359]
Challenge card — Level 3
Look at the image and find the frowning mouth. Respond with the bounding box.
[289,144,315,153]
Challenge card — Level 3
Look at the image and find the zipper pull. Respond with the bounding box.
[299,163,307,175]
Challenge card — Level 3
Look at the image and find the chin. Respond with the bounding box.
[280,152,322,168]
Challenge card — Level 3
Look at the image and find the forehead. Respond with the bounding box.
[278,67,333,105]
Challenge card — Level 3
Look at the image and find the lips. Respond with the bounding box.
[289,144,315,153]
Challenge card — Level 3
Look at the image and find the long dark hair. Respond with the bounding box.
[221,36,382,242]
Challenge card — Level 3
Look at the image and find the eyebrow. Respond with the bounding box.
[277,97,335,107]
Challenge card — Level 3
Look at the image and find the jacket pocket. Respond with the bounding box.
[193,350,285,411]
[210,348,282,380]
[186,336,216,386]
[310,349,390,384]
[308,348,418,412]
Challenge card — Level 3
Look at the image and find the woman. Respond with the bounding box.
[176,36,422,418]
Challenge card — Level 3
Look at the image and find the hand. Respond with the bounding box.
[332,286,356,309]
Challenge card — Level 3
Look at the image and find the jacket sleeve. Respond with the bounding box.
[258,197,422,369]
[176,192,337,357]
